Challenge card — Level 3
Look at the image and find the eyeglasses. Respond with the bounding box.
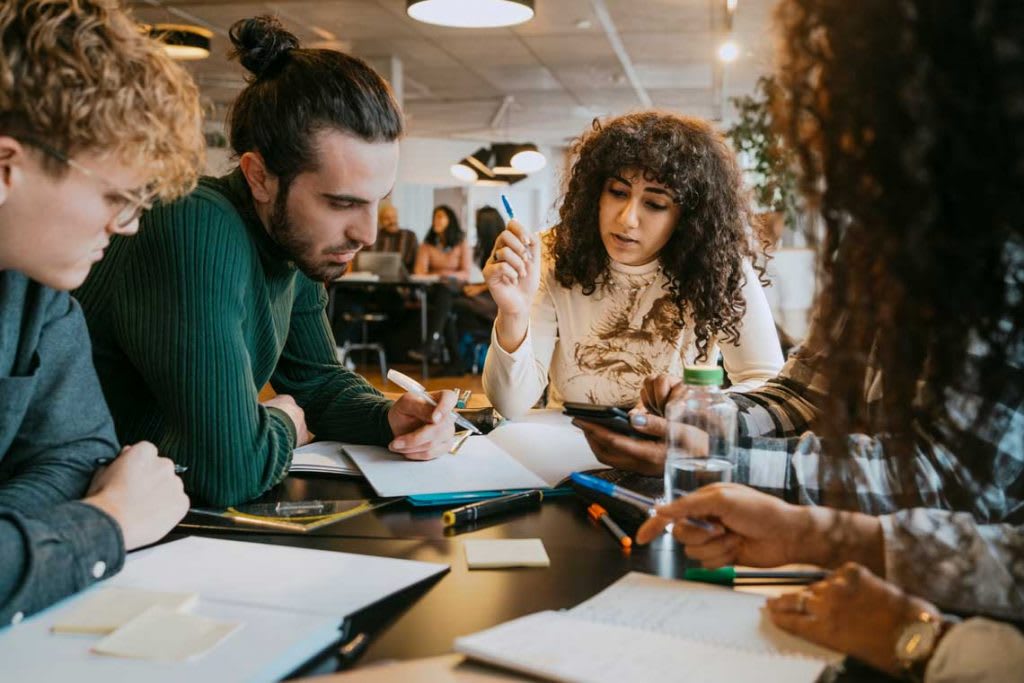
[17,137,154,228]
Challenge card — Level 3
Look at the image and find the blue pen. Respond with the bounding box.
[570,472,719,533]
[500,194,515,219]
[499,194,533,262]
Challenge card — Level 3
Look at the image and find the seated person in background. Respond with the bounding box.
[0,0,199,623]
[75,16,457,509]
[413,204,473,370]
[482,112,783,418]
[610,0,1024,678]
[367,202,417,273]
[443,205,504,373]
[414,204,472,281]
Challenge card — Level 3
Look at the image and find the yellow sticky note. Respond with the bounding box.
[52,587,198,635]
[464,539,550,569]
[92,607,240,661]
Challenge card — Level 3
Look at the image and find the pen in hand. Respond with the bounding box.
[386,369,482,436]
[96,455,188,475]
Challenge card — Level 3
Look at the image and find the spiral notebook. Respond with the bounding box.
[455,572,843,683]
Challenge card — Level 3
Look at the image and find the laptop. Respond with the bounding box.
[354,251,407,280]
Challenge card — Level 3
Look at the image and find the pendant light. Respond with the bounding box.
[149,24,212,60]
[406,0,535,29]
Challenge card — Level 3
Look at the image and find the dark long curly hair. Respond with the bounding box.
[774,1,1024,480]
[551,111,769,360]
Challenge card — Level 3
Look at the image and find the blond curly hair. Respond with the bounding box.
[0,0,204,201]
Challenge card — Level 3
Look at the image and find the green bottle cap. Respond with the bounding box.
[683,365,723,386]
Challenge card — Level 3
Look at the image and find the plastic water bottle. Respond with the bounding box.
[663,365,737,502]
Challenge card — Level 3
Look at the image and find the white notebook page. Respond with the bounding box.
[456,610,827,683]
[570,572,842,663]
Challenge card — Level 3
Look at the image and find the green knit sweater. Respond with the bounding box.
[75,169,393,507]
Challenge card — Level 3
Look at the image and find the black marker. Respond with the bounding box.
[442,490,543,526]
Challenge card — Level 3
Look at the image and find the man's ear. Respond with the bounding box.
[238,151,278,204]
[0,136,28,208]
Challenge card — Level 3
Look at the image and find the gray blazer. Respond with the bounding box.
[0,271,124,627]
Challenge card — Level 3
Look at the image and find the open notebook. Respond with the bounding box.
[342,411,610,497]
[455,572,843,683]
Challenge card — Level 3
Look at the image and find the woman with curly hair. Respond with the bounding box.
[482,112,783,418]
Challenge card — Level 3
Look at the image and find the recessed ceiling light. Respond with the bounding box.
[717,40,740,63]
[406,0,535,29]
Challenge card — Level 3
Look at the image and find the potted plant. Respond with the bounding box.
[725,75,807,246]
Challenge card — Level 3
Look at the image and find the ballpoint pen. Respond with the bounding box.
[386,369,482,435]
[96,456,188,475]
[570,472,720,533]
[500,194,532,261]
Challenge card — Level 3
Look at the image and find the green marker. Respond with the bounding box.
[683,567,829,585]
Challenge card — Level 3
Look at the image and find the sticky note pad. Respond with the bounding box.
[52,587,198,634]
[464,539,550,569]
[92,608,240,661]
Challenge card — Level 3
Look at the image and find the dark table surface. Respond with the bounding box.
[175,474,891,681]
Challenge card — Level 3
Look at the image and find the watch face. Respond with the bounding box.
[896,621,939,663]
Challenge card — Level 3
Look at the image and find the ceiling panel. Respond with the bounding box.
[128,0,780,144]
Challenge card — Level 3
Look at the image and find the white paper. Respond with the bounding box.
[289,441,361,476]
[344,440,548,497]
[570,572,842,663]
[486,417,608,487]
[464,539,550,569]
[91,607,240,661]
[111,537,448,619]
[456,610,826,683]
[0,595,340,683]
[52,587,197,634]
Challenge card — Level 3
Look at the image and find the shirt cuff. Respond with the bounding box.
[489,324,534,365]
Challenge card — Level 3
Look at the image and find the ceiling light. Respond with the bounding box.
[451,147,495,183]
[450,163,478,183]
[511,144,547,173]
[406,0,535,28]
[727,0,738,12]
[717,40,740,63]
[149,23,212,61]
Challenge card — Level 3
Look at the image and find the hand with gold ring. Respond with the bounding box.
[765,562,942,676]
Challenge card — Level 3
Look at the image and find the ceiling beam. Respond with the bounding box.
[590,0,652,108]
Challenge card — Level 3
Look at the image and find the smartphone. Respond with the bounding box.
[562,402,655,440]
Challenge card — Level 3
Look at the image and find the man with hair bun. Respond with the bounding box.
[77,15,458,508]
[0,0,203,624]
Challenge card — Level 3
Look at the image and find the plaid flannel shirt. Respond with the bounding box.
[729,329,1024,619]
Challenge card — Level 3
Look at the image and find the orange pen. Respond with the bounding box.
[587,503,632,549]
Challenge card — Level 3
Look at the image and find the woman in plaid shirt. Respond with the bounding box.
[577,0,1024,678]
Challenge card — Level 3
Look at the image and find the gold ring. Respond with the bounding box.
[796,592,809,614]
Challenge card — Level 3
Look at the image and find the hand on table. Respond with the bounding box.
[767,563,941,677]
[387,389,459,460]
[262,393,311,446]
[84,442,189,550]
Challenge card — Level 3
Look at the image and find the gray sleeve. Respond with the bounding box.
[0,502,124,626]
[880,510,1024,620]
[0,293,119,514]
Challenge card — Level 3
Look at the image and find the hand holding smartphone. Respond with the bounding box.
[562,402,659,440]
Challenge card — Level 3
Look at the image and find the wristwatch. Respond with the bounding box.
[894,610,954,681]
